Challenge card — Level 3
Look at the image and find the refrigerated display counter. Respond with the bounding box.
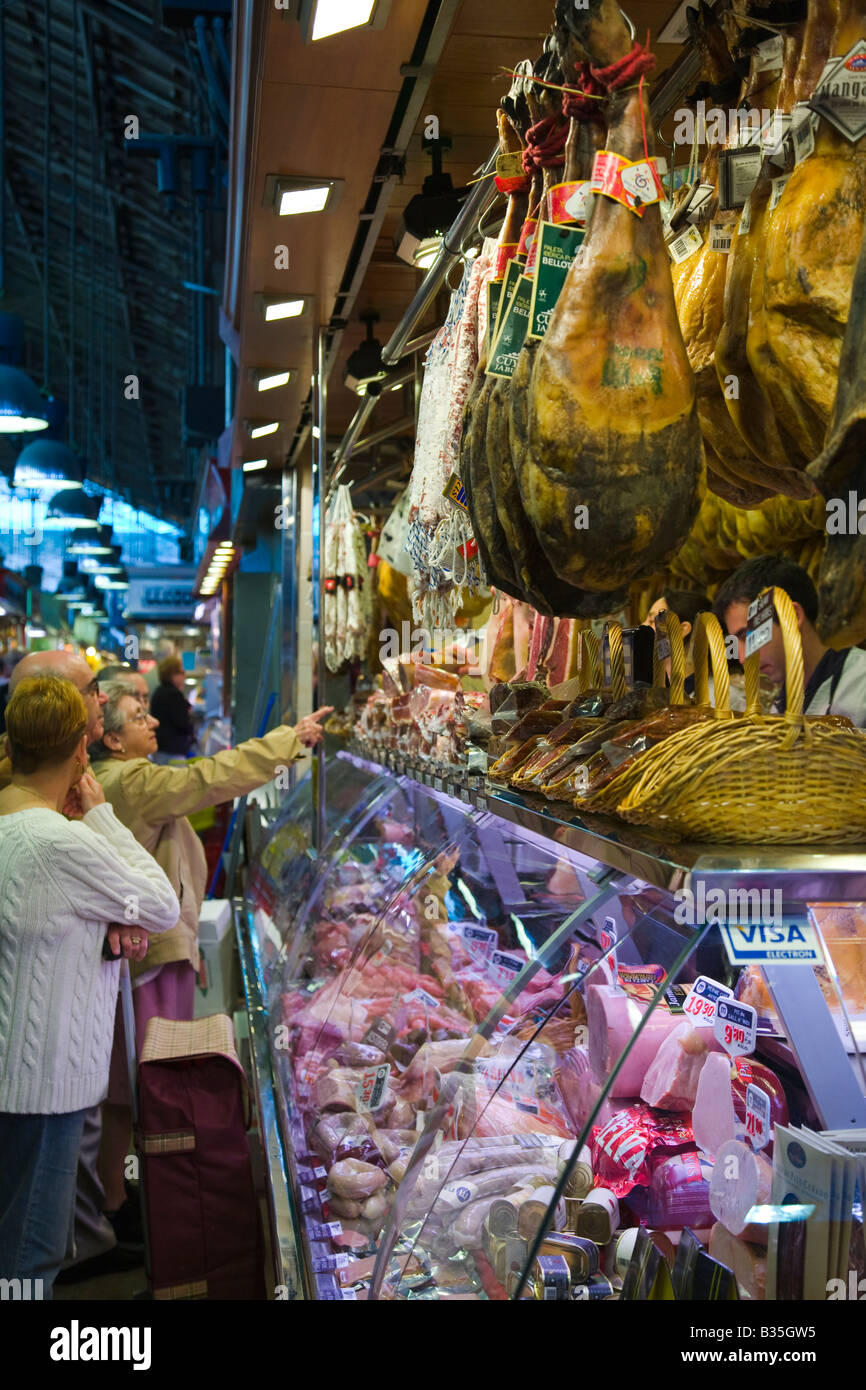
[236,751,866,1302]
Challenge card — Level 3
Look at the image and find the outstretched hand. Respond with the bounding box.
[295,706,334,748]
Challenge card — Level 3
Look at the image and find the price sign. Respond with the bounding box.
[461,923,498,963]
[745,1083,771,1151]
[683,974,733,1027]
[490,950,524,989]
[309,1221,343,1241]
[434,777,443,792]
[355,1062,391,1112]
[714,999,757,1058]
[312,1253,351,1273]
[404,987,439,1010]
[745,591,774,657]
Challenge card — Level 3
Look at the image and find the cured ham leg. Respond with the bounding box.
[762,0,866,438]
[524,0,703,593]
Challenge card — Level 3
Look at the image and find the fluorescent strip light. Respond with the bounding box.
[258,371,290,392]
[264,299,304,321]
[311,0,376,41]
[279,185,331,215]
[243,459,268,472]
[250,422,279,439]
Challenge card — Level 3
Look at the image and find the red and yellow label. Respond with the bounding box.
[591,151,665,218]
[516,217,538,260]
[549,180,592,226]
[493,242,518,280]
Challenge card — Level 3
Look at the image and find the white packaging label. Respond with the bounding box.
[667,224,704,264]
[769,174,790,212]
[738,197,752,236]
[745,590,774,656]
[791,106,817,165]
[754,35,784,72]
[714,998,757,1058]
[810,40,866,143]
[759,109,791,160]
[404,987,439,1010]
[683,974,734,1027]
[709,220,734,254]
[686,182,716,225]
[745,1083,771,1151]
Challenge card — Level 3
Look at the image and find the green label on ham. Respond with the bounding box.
[485,279,504,359]
[527,222,585,341]
[488,258,522,356]
[487,274,534,379]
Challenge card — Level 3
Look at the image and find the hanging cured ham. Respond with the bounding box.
[523,0,703,594]
[762,0,866,444]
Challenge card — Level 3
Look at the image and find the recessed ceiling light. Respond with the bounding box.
[249,422,279,439]
[256,295,306,322]
[300,0,389,42]
[264,176,341,217]
[243,459,268,472]
[257,371,291,392]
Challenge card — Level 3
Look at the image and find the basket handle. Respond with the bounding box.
[583,629,601,689]
[652,611,686,705]
[745,586,805,722]
[604,622,628,702]
[693,611,733,720]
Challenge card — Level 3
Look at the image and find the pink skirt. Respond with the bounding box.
[107,962,197,1106]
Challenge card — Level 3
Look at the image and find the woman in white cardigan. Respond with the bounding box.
[0,677,179,1292]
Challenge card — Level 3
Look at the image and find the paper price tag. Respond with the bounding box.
[683,974,733,1026]
[709,220,734,254]
[745,1083,771,1151]
[309,1221,343,1241]
[667,225,704,265]
[792,106,816,164]
[809,40,866,144]
[769,174,790,212]
[461,923,498,962]
[745,591,774,657]
[355,1062,391,1112]
[754,34,784,72]
[714,998,757,1057]
[490,950,524,988]
[656,636,671,661]
[404,987,439,1010]
[312,1253,351,1273]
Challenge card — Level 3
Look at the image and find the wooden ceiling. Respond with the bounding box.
[227,1,690,482]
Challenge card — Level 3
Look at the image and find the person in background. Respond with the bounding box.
[144,639,174,700]
[150,655,195,760]
[97,664,149,708]
[90,683,333,1228]
[643,589,712,697]
[0,678,178,1291]
[714,555,866,726]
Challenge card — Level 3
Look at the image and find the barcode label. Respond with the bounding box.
[709,221,734,253]
[667,225,704,264]
[792,106,816,165]
[770,175,790,212]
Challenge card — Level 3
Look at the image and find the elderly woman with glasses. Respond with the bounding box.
[89,680,332,1227]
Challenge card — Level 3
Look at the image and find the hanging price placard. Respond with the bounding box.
[714,999,757,1058]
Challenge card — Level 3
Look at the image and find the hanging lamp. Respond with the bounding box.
[14,437,84,490]
[42,490,101,531]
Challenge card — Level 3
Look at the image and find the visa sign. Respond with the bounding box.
[720,918,824,966]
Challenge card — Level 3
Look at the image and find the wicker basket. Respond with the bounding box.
[614,588,866,845]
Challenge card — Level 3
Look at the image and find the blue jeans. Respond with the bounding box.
[0,1109,86,1294]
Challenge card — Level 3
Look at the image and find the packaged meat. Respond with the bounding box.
[586,983,683,1096]
[645,1150,714,1232]
[556,1046,632,1135]
[640,1022,715,1111]
[328,1159,389,1202]
[709,1138,773,1245]
[591,1104,695,1198]
[708,1223,767,1301]
[488,736,544,780]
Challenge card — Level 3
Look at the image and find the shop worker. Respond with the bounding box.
[714,555,866,728]
[0,677,178,1292]
[90,682,332,1229]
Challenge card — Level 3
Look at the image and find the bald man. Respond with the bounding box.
[2,652,138,1282]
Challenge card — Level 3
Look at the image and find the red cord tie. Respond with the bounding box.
[521,114,570,174]
[562,63,606,122]
[590,40,656,92]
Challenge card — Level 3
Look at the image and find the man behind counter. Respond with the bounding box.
[714,555,866,727]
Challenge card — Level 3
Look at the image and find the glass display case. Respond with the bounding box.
[237,753,866,1303]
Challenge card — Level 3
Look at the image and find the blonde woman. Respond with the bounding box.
[0,678,179,1290]
[90,681,331,1226]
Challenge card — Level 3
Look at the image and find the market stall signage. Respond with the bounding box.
[714,998,757,1057]
[719,917,824,966]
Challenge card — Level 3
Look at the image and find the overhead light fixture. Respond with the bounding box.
[94,569,130,591]
[298,0,390,43]
[255,294,308,322]
[42,490,101,531]
[67,524,113,557]
[93,545,124,576]
[412,236,441,271]
[13,439,84,491]
[264,175,342,216]
[249,422,279,439]
[243,459,268,472]
[256,370,291,392]
[344,311,387,396]
[394,137,467,267]
[0,364,50,433]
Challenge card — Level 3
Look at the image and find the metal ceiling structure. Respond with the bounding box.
[0,0,229,526]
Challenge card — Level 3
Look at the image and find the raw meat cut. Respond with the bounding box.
[709,1138,773,1243]
[709,1223,767,1299]
[586,984,684,1096]
[763,0,866,449]
[524,0,703,593]
[639,1021,714,1111]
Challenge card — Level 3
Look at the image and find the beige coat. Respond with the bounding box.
[91,726,303,977]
